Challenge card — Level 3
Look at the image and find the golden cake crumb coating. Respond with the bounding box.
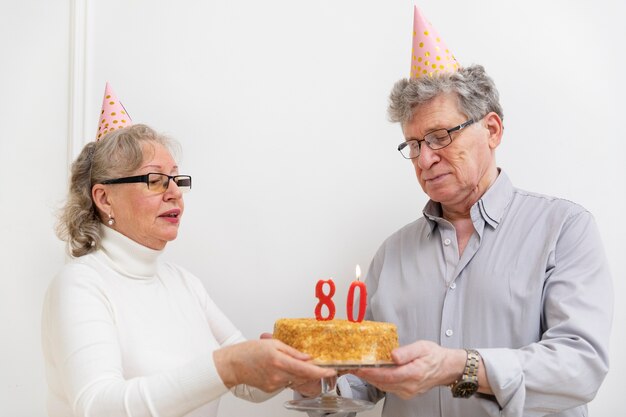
[273,318,399,364]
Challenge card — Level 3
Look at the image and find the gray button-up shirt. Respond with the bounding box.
[343,171,612,417]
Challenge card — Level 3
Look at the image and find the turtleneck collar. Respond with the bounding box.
[98,225,163,280]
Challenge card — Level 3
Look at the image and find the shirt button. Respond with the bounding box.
[450,282,456,290]
[445,329,454,337]
[444,238,451,246]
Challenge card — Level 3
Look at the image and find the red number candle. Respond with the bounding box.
[347,265,367,322]
[315,279,336,320]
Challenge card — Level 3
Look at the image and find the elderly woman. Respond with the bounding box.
[42,124,333,417]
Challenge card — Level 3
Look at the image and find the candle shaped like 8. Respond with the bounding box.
[314,279,336,320]
[347,265,367,322]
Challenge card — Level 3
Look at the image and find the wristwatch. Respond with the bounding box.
[450,349,480,398]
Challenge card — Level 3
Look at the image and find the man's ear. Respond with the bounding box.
[484,112,503,150]
[92,184,113,218]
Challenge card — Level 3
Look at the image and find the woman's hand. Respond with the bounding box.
[213,338,335,393]
[259,332,323,397]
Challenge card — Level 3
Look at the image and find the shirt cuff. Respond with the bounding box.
[478,348,525,415]
[336,375,354,398]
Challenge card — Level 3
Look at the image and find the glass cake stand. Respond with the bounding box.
[284,363,395,414]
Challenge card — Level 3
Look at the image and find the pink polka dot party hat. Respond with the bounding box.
[96,82,132,140]
[410,5,459,79]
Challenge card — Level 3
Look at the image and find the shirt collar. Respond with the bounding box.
[423,170,514,235]
[473,169,513,229]
[99,225,163,279]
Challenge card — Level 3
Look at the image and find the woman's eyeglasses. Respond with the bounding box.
[100,172,192,194]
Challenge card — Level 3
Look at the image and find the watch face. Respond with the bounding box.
[452,381,479,398]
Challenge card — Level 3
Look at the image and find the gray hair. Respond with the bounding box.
[388,65,504,125]
[56,124,178,257]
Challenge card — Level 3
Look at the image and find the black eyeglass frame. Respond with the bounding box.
[100,172,192,193]
[397,119,475,159]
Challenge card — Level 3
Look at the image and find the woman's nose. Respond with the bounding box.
[164,179,183,199]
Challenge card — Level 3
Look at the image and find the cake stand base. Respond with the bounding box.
[285,395,374,413]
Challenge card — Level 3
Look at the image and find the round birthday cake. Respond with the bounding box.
[273,318,399,365]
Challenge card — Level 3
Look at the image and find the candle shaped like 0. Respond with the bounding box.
[347,265,367,322]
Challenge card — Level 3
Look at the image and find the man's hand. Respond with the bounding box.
[353,340,466,399]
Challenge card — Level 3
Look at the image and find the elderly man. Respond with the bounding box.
[329,7,613,417]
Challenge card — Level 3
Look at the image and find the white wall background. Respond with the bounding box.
[1,0,624,416]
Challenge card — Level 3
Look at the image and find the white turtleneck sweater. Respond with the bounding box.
[42,227,275,417]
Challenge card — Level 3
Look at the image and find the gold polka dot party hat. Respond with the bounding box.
[96,82,132,140]
[410,5,459,79]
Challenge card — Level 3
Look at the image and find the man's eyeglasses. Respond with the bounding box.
[100,172,192,194]
[397,119,475,159]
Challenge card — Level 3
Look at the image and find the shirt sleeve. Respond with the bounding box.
[42,263,278,417]
[478,210,613,417]
[338,374,385,404]
[42,263,231,417]
[178,266,281,403]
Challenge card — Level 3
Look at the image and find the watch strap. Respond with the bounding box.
[464,349,479,380]
[449,349,480,398]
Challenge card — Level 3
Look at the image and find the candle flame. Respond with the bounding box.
[355,264,362,281]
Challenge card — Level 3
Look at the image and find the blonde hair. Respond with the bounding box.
[56,124,176,257]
